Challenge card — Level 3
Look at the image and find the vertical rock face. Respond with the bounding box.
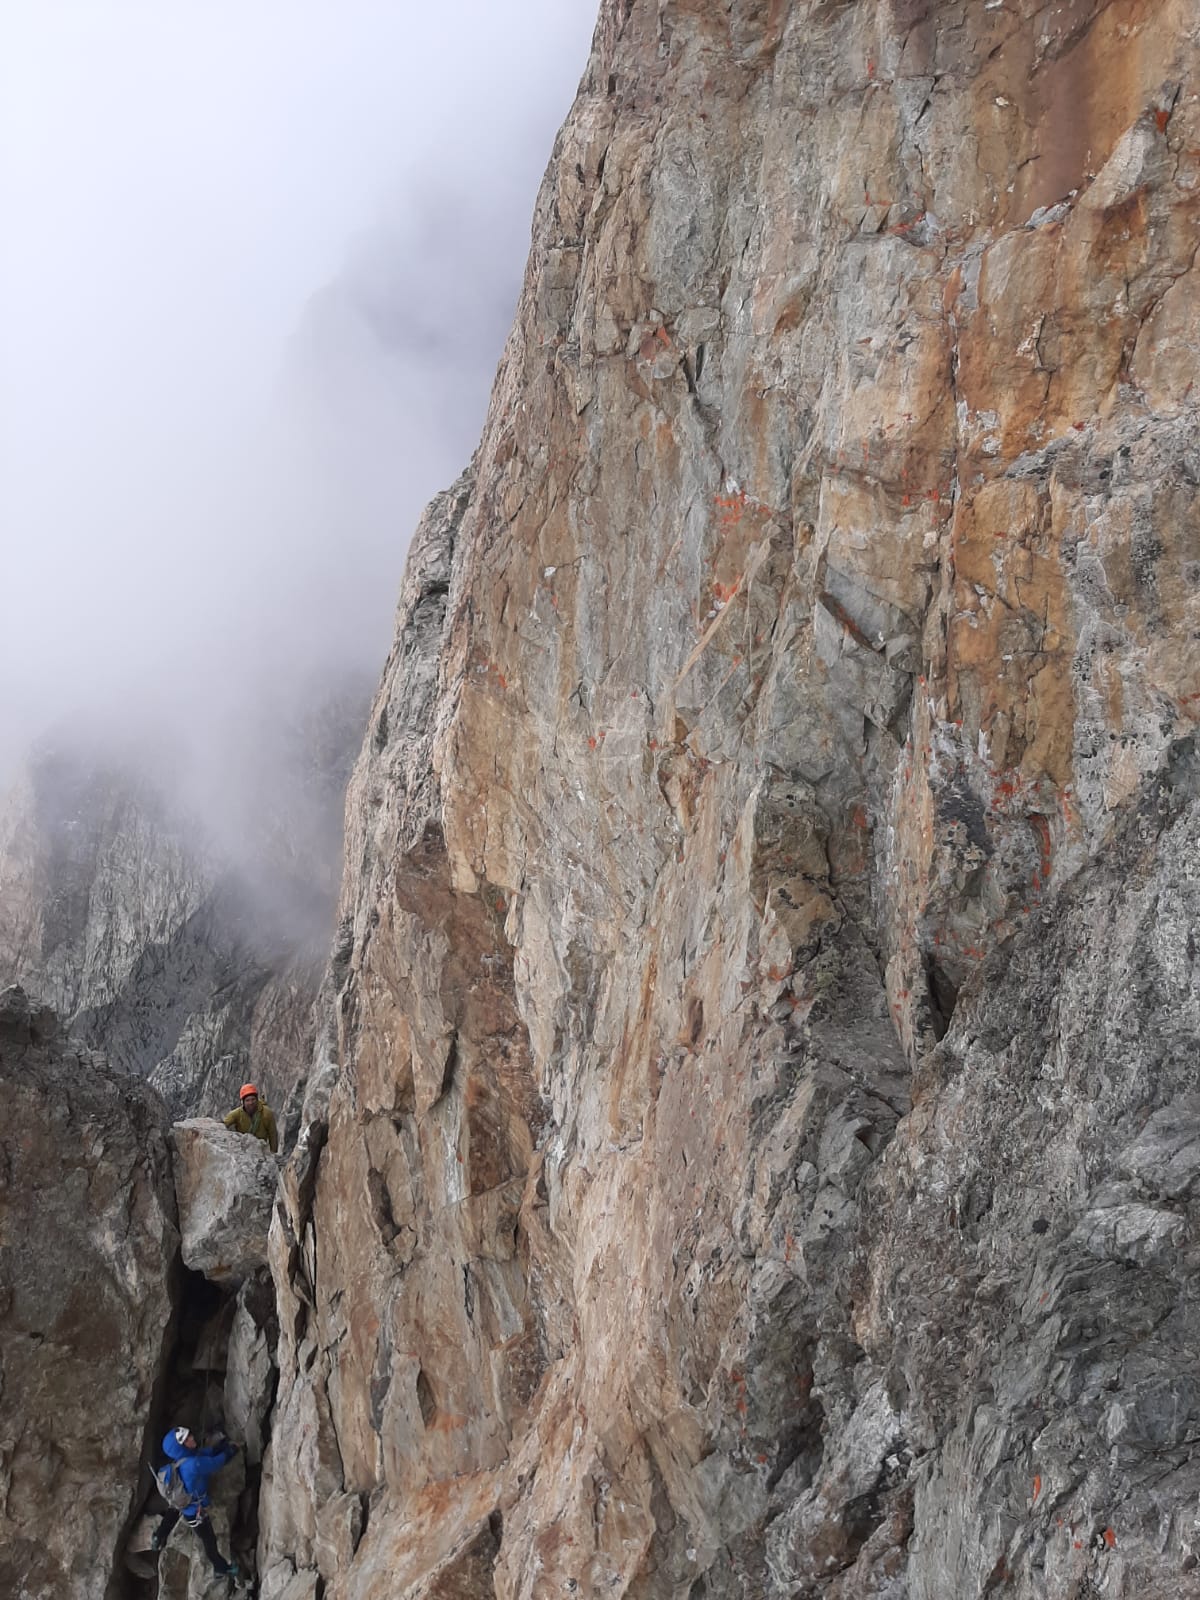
[258,2,1200,1597]
[0,987,177,1600]
[0,753,213,1028]
[0,686,367,1127]
[855,778,1200,1600]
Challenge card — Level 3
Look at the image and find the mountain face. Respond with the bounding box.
[0,987,177,1600]
[11,2,1200,1598]
[250,2,1200,1598]
[0,688,367,1128]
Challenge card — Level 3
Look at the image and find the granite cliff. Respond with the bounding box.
[254,2,1200,1597]
[8,1,1200,1597]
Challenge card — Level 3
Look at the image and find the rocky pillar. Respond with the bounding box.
[0,986,178,1600]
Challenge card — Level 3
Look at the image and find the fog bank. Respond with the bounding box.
[1,1,597,780]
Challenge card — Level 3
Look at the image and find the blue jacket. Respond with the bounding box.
[161,1432,236,1519]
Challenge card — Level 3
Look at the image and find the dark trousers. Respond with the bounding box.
[155,1508,233,1575]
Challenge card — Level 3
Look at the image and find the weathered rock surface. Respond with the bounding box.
[252,2,1200,1597]
[0,985,177,1600]
[11,7,1200,1595]
[853,777,1200,1597]
[260,1,1200,1597]
[226,1272,279,1467]
[171,1119,279,1285]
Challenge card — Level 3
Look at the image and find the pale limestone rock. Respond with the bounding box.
[171,1118,278,1284]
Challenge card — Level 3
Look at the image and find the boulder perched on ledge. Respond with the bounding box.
[170,1117,278,1284]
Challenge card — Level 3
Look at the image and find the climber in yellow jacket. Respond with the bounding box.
[223,1083,279,1153]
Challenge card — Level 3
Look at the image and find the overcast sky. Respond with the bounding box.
[0,2,596,775]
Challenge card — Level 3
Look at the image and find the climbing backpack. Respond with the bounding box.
[153,1461,193,1512]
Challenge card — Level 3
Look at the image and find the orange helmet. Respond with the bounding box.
[239,1083,259,1101]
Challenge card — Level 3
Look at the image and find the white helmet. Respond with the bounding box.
[172,1426,191,1446]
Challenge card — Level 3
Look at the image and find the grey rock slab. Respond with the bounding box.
[1119,1096,1200,1200]
[225,1271,277,1465]
[171,1118,279,1284]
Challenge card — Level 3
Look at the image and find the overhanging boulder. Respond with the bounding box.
[170,1117,278,1284]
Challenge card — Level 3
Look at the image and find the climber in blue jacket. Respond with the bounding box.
[151,1426,240,1582]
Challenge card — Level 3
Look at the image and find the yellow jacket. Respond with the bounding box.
[223,1101,279,1153]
